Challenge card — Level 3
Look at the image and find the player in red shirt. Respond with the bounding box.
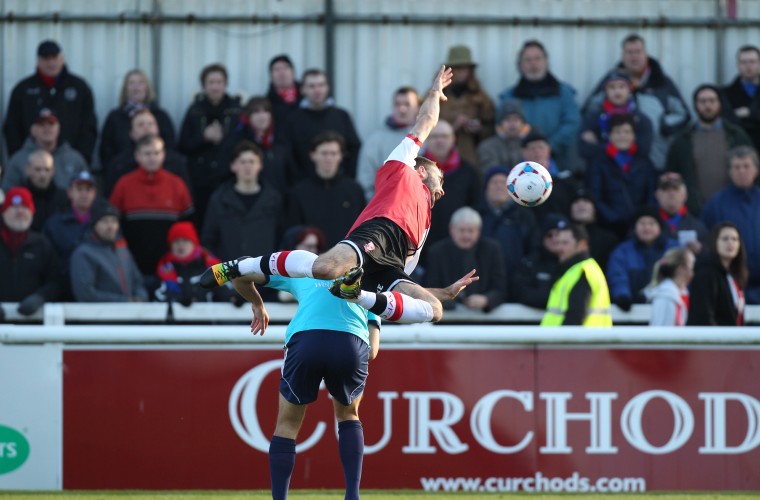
[200,66,478,324]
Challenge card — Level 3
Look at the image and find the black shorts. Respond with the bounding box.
[341,218,415,293]
[280,330,369,406]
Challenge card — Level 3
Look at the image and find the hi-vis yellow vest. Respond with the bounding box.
[541,258,612,327]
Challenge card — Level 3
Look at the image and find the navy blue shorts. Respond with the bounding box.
[280,329,369,406]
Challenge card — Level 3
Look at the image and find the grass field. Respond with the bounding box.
[2,492,760,500]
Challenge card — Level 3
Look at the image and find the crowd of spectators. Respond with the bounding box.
[1,34,758,325]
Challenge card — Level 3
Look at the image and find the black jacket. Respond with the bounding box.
[687,255,743,326]
[423,237,507,312]
[99,102,176,167]
[266,82,302,137]
[178,93,242,185]
[427,160,482,253]
[282,106,362,179]
[722,76,760,153]
[201,181,284,261]
[512,247,560,308]
[24,180,69,232]
[0,228,60,302]
[286,173,366,248]
[3,66,97,162]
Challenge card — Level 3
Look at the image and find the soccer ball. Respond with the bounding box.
[507,161,553,207]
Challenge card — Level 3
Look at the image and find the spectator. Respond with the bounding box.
[110,135,194,277]
[155,221,232,305]
[511,213,567,308]
[646,247,695,326]
[476,166,538,277]
[43,171,104,299]
[277,225,328,303]
[607,207,679,311]
[723,45,760,154]
[282,68,361,179]
[421,120,481,252]
[688,222,747,326]
[541,224,612,326]
[266,54,302,136]
[219,96,295,193]
[69,203,147,302]
[202,140,283,262]
[578,71,653,166]
[3,108,88,190]
[3,40,98,163]
[666,84,752,215]
[357,87,420,200]
[99,69,176,168]
[22,149,68,231]
[654,172,708,255]
[568,187,619,271]
[439,45,495,165]
[520,130,577,222]
[476,99,531,176]
[424,207,506,312]
[104,109,190,197]
[586,113,657,238]
[179,63,242,228]
[498,39,581,171]
[0,187,60,316]
[286,132,366,248]
[701,146,760,304]
[583,34,690,170]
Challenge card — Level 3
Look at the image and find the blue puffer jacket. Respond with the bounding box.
[701,184,760,285]
[606,233,680,303]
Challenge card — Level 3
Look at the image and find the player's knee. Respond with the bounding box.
[312,257,341,280]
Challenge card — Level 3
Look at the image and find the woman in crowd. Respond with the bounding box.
[687,222,747,326]
[99,69,176,167]
[646,247,695,326]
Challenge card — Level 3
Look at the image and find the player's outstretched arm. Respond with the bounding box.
[426,269,479,302]
[409,65,453,144]
[232,277,270,335]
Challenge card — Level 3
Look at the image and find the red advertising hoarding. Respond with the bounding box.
[63,347,760,491]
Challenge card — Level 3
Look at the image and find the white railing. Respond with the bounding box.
[1,302,759,326]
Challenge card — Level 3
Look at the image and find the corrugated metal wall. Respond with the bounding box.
[1,0,759,164]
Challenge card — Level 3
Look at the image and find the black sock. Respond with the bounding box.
[338,420,364,500]
[269,435,296,500]
[367,293,388,315]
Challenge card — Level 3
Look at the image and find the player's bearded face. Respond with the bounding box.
[422,167,445,207]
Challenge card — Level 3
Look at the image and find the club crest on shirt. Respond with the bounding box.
[363,242,375,253]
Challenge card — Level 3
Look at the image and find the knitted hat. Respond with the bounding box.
[497,99,524,122]
[521,130,549,148]
[167,221,199,246]
[542,213,570,235]
[37,40,61,57]
[91,202,120,224]
[2,187,35,214]
[483,165,511,190]
[634,206,664,231]
[604,70,631,86]
[69,170,96,188]
[34,108,58,125]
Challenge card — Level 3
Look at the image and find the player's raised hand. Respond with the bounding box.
[250,301,269,336]
[432,65,454,101]
[444,269,480,300]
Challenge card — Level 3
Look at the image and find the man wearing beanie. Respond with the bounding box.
[69,203,147,302]
[476,99,531,176]
[155,221,233,305]
[606,206,679,311]
[476,165,538,282]
[0,186,61,318]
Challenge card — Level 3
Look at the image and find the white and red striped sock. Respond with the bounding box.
[238,250,316,278]
[353,290,434,324]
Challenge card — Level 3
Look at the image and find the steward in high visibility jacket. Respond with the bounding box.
[541,224,612,326]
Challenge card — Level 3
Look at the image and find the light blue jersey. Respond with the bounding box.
[266,276,379,345]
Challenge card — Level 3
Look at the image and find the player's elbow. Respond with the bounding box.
[431,302,444,323]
